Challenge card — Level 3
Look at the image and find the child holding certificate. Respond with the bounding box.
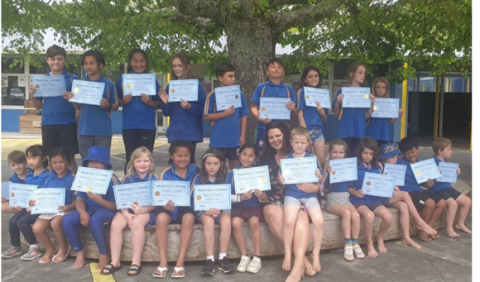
[154,140,199,278]
[103,147,158,276]
[429,138,471,236]
[297,66,327,168]
[365,77,404,146]
[228,144,264,273]
[62,146,119,269]
[158,54,206,164]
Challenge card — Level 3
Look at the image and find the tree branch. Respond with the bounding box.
[268,0,310,8]
[153,6,219,32]
[164,0,222,21]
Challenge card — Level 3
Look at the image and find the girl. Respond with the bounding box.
[194,149,234,276]
[32,147,75,264]
[154,140,199,278]
[116,49,162,173]
[64,50,117,160]
[158,54,207,164]
[297,65,327,168]
[348,137,392,258]
[366,77,404,147]
[332,63,375,157]
[228,144,263,274]
[102,147,157,276]
[322,139,364,261]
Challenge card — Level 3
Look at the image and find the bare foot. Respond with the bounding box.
[402,237,422,250]
[430,233,440,240]
[53,245,71,264]
[455,224,472,234]
[282,254,292,271]
[285,262,305,282]
[303,257,316,277]
[417,223,437,236]
[377,238,387,253]
[310,253,321,272]
[39,252,56,264]
[445,229,460,238]
[73,249,85,268]
[419,230,431,242]
[367,244,378,258]
[97,254,110,270]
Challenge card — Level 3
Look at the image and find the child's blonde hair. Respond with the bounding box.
[290,126,311,144]
[371,77,390,98]
[125,146,155,179]
[432,137,452,155]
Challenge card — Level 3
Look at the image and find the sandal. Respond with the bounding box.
[153,266,168,278]
[128,264,142,276]
[52,246,71,264]
[39,253,56,264]
[101,264,122,275]
[171,266,185,278]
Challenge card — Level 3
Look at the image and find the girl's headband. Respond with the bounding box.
[202,153,217,160]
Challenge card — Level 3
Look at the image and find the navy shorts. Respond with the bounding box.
[213,147,239,161]
[155,206,195,222]
[352,201,385,212]
[435,188,462,201]
[409,190,444,211]
[42,124,79,155]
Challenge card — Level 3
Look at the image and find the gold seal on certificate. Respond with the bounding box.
[151,180,191,207]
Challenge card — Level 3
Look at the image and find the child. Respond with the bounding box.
[64,50,117,160]
[204,62,249,169]
[29,45,79,172]
[398,137,446,242]
[297,65,327,168]
[32,147,75,263]
[62,146,119,269]
[102,147,157,276]
[116,49,162,173]
[430,137,471,237]
[154,140,199,278]
[158,54,207,164]
[365,77,404,147]
[250,58,297,150]
[332,63,375,157]
[279,126,323,271]
[348,137,392,258]
[194,149,234,276]
[322,139,364,261]
[378,143,438,249]
[227,144,263,273]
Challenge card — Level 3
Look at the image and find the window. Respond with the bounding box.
[2,57,24,74]
[2,75,26,106]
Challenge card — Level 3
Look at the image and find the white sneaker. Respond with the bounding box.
[237,255,251,272]
[246,256,262,274]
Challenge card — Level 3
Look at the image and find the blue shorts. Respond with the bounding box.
[352,201,385,212]
[309,126,325,142]
[435,188,462,201]
[212,147,239,161]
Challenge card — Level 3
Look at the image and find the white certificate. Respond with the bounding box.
[436,162,459,183]
[122,73,156,96]
[304,87,332,109]
[32,75,66,97]
[168,79,198,102]
[383,163,406,186]
[69,80,105,106]
[194,184,232,211]
[410,158,442,184]
[233,166,271,194]
[9,183,37,208]
[30,188,66,215]
[113,182,152,209]
[259,97,291,120]
[372,98,399,118]
[361,172,396,198]
[71,167,113,195]
[329,157,358,184]
[281,157,318,185]
[151,180,191,207]
[215,85,242,110]
[341,87,371,108]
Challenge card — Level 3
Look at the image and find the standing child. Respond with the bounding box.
[250,58,297,150]
[349,137,392,258]
[278,126,324,272]
[102,147,158,276]
[32,147,75,264]
[366,77,404,147]
[158,54,207,164]
[62,146,119,269]
[297,65,328,167]
[204,62,248,169]
[228,144,263,273]
[154,140,199,278]
[64,50,117,160]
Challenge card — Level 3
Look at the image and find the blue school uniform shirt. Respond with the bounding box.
[429,156,452,193]
[323,174,352,193]
[77,76,116,136]
[43,170,75,205]
[122,172,158,184]
[366,117,390,141]
[9,168,31,184]
[115,74,162,130]
[77,173,119,208]
[250,81,296,130]
[37,71,78,125]
[227,167,260,207]
[25,169,50,187]
[204,90,249,148]
[283,152,321,199]
[297,88,326,131]
[349,164,382,205]
[332,87,367,139]
[161,81,206,143]
[396,158,423,193]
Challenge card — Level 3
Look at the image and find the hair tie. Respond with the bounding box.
[202,153,216,160]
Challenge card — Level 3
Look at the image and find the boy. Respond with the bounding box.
[250,58,297,150]
[204,62,249,169]
[29,44,79,173]
[430,137,471,237]
[398,137,446,242]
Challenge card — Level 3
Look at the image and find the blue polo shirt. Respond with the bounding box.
[349,164,382,205]
[161,81,206,143]
[122,172,159,184]
[396,158,423,193]
[429,156,453,193]
[283,152,321,199]
[38,71,78,125]
[9,169,30,184]
[227,167,260,207]
[366,117,390,141]
[78,76,116,136]
[77,173,119,208]
[43,170,75,205]
[324,174,352,193]
[116,74,161,130]
[332,88,367,139]
[204,90,249,148]
[250,81,296,130]
[25,169,50,187]
[297,88,326,131]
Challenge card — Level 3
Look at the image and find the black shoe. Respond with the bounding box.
[217,257,235,274]
[201,259,215,276]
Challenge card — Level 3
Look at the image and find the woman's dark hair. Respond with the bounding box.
[81,50,105,68]
[356,136,379,168]
[127,49,149,73]
[168,140,193,164]
[48,147,72,166]
[301,65,322,88]
[260,121,291,162]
